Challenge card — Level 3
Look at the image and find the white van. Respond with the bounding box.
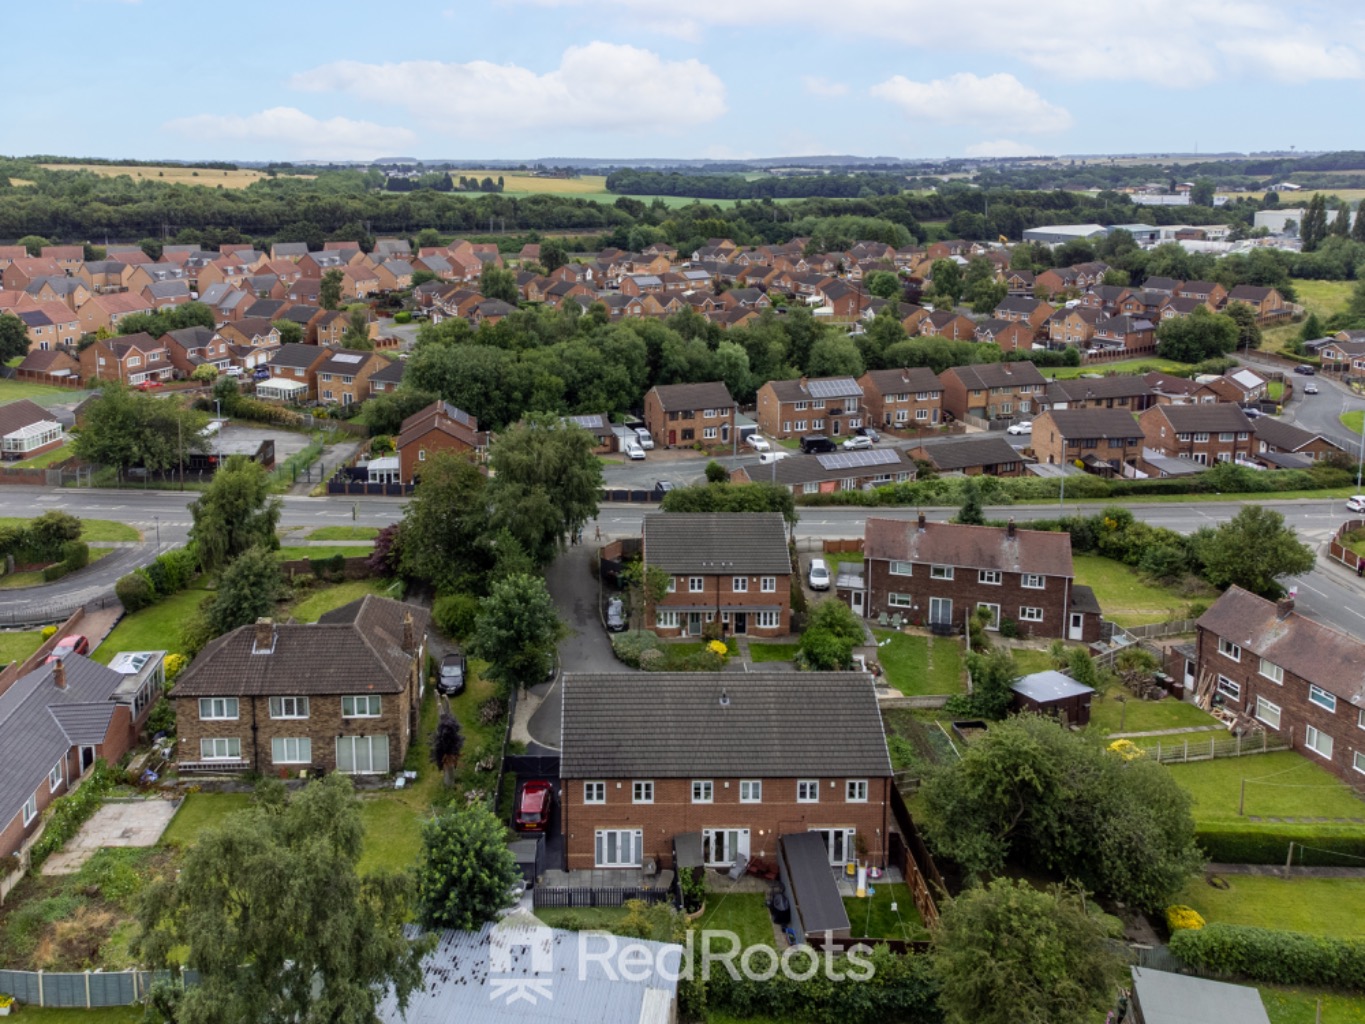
[633,427,655,450]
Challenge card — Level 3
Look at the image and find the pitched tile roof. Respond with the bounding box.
[643,512,791,575]
[1040,408,1143,440]
[560,672,891,778]
[171,597,429,699]
[648,381,734,412]
[1046,375,1152,403]
[763,376,863,403]
[0,399,59,437]
[1151,404,1254,431]
[267,342,328,369]
[865,517,1073,577]
[767,447,917,486]
[1197,587,1365,708]
[1253,417,1343,454]
[944,361,1047,389]
[909,436,1024,471]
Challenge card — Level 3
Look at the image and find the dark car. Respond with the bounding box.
[799,434,837,454]
[514,780,554,831]
[252,367,271,381]
[653,480,676,496]
[854,427,881,442]
[437,652,466,696]
[44,634,91,664]
[1294,365,1316,375]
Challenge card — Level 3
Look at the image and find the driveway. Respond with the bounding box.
[526,543,626,748]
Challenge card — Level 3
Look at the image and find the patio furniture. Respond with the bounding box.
[877,612,889,627]
[890,613,903,629]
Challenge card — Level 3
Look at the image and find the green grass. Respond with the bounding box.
[826,552,864,567]
[1291,278,1355,319]
[276,545,374,560]
[656,638,739,670]
[1040,358,1190,380]
[0,547,114,589]
[92,589,213,663]
[1087,695,1217,735]
[0,629,44,663]
[747,642,800,663]
[697,892,775,949]
[0,516,139,542]
[1268,380,1285,401]
[287,578,398,623]
[16,1010,145,1023]
[0,378,85,402]
[160,791,253,847]
[534,905,632,931]
[872,630,965,695]
[1261,985,1365,1024]
[1178,874,1365,938]
[1166,751,1365,825]
[1072,553,1208,626]
[845,882,928,941]
[1009,648,1054,677]
[304,525,380,541]
[1343,411,1364,436]
[11,442,72,468]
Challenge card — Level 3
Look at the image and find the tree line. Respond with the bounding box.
[605,169,908,199]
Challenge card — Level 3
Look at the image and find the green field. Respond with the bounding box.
[1178,874,1365,938]
[1343,411,1364,436]
[1040,358,1189,380]
[1088,695,1217,735]
[1071,553,1207,627]
[1165,751,1365,824]
[0,378,86,403]
[1291,278,1355,318]
[1260,985,1365,1024]
[92,589,213,662]
[873,629,965,695]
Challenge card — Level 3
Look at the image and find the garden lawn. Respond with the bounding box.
[1071,553,1199,626]
[1343,411,1364,437]
[1165,751,1365,825]
[845,882,927,941]
[1260,985,1365,1024]
[1087,695,1217,735]
[305,525,380,541]
[91,589,213,663]
[1177,874,1365,939]
[0,378,84,403]
[287,578,399,623]
[534,906,631,932]
[0,629,44,663]
[747,642,799,663]
[697,892,775,949]
[159,792,253,847]
[873,630,965,696]
[12,442,72,468]
[1009,648,1054,676]
[18,1010,144,1023]
[827,552,864,567]
[276,545,374,560]
[1040,358,1190,380]
[0,516,139,542]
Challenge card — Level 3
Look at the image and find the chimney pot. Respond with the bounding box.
[53,658,66,690]
[1007,518,1017,538]
[253,617,275,654]
[1276,597,1294,619]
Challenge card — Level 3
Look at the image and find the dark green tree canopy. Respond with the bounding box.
[416,805,521,931]
[1192,505,1315,596]
[188,455,282,571]
[71,385,209,476]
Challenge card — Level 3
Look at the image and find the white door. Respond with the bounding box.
[702,829,751,866]
[1068,612,1084,641]
[811,828,856,865]
[928,596,952,628]
[851,589,865,618]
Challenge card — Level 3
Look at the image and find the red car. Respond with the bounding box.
[136,379,164,390]
[44,634,91,664]
[514,780,554,832]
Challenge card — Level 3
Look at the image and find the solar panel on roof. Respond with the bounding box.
[814,448,900,471]
[332,353,363,364]
[805,378,863,399]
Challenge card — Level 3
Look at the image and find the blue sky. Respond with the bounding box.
[4,0,1364,162]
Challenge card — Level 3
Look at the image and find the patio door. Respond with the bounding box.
[702,828,750,867]
[928,596,952,628]
[1068,612,1084,641]
[811,828,857,866]
[595,829,643,868]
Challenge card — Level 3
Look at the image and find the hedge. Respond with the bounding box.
[30,760,117,869]
[1169,923,1365,990]
[1196,825,1365,867]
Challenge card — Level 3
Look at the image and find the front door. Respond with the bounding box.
[668,429,677,446]
[80,746,96,772]
[928,596,953,629]
[688,612,702,636]
[1068,612,1084,641]
[851,590,865,618]
[703,828,750,867]
[733,612,747,635]
[812,828,857,865]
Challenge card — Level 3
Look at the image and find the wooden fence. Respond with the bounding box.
[1122,619,1198,640]
[1145,731,1290,764]
[1329,518,1365,571]
[12,368,84,388]
[279,555,373,581]
[888,787,944,929]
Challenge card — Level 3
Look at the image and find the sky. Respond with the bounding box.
[4,0,1364,163]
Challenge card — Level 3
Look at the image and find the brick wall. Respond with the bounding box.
[0,745,78,861]
[650,571,792,637]
[560,775,891,871]
[866,556,1070,638]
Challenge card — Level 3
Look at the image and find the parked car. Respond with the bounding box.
[136,379,164,391]
[224,366,243,377]
[745,434,772,452]
[854,427,881,442]
[757,451,789,465]
[841,435,873,450]
[1304,383,1320,395]
[436,652,466,696]
[1294,365,1316,375]
[653,480,676,496]
[808,557,831,591]
[1243,406,1264,418]
[514,780,554,832]
[799,435,837,454]
[252,367,271,381]
[1006,420,1033,435]
[44,634,91,664]
[625,444,646,461]
[1348,495,1365,513]
[606,597,627,632]
[633,427,655,450]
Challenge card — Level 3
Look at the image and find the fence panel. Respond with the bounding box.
[532,886,671,909]
[1149,733,1290,763]
[0,969,41,1005]
[89,971,135,1006]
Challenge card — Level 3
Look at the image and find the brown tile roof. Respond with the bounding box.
[944,361,1047,389]
[1039,408,1143,440]
[1150,404,1254,432]
[908,435,1024,472]
[860,367,943,395]
[864,517,1073,577]
[0,399,59,436]
[1253,417,1343,454]
[648,381,734,412]
[171,597,429,698]
[1197,587,1365,707]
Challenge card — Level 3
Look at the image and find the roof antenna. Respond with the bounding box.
[719,688,730,707]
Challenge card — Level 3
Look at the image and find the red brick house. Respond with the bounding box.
[79,332,173,385]
[1031,408,1144,475]
[938,361,1047,422]
[396,401,487,483]
[1194,588,1365,785]
[315,349,390,407]
[859,515,1095,640]
[76,293,153,335]
[558,671,893,871]
[1041,375,1155,412]
[994,296,1055,329]
[858,367,944,431]
[973,318,1037,353]
[1224,286,1287,320]
[916,309,976,340]
[1139,404,1255,468]
[643,381,735,449]
[1252,418,1346,463]
[756,376,865,440]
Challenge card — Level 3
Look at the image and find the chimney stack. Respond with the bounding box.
[53,658,66,690]
[917,511,926,531]
[253,617,275,654]
[1276,597,1294,619]
[401,612,416,654]
[1007,518,1017,539]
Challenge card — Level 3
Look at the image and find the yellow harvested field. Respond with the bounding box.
[38,164,312,188]
[455,171,609,195]
[1225,188,1365,204]
[8,178,34,187]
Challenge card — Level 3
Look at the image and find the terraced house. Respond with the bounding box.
[938,361,1047,423]
[1139,403,1255,469]
[642,381,735,449]
[1031,408,1144,476]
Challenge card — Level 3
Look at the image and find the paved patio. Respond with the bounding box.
[42,797,180,874]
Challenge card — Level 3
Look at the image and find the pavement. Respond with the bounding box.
[42,797,179,874]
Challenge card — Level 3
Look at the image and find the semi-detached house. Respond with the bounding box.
[755,376,865,440]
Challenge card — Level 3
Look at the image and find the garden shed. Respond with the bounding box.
[777,831,850,944]
[1010,670,1094,726]
[1127,966,1270,1024]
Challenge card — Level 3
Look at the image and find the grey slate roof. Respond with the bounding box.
[0,399,58,437]
[560,672,891,778]
[1253,416,1342,454]
[864,518,1074,578]
[763,376,863,403]
[1070,584,1101,615]
[267,342,327,369]
[643,512,790,575]
[945,361,1046,389]
[1011,670,1094,703]
[1046,375,1153,403]
[0,655,125,830]
[1152,404,1254,432]
[1040,408,1143,440]
[368,359,406,385]
[648,381,734,412]
[859,367,944,396]
[909,435,1023,472]
[171,597,429,699]
[1130,967,1270,1024]
[768,448,916,487]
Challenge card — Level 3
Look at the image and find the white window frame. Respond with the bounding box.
[976,602,1001,630]
[1255,697,1282,730]
[1019,606,1044,622]
[656,610,679,629]
[1218,637,1242,662]
[271,737,312,764]
[1259,659,1283,685]
[930,565,954,580]
[595,829,643,868]
[200,737,241,761]
[1354,750,1365,776]
[342,694,382,718]
[797,780,819,803]
[760,576,776,593]
[888,592,912,607]
[732,576,748,593]
[1022,573,1045,589]
[756,610,779,628]
[584,781,606,804]
[703,427,718,440]
[666,576,677,592]
[740,779,762,803]
[979,569,1002,585]
[198,697,238,720]
[268,696,310,719]
[22,792,38,827]
[633,780,654,804]
[689,577,704,593]
[1216,675,1241,701]
[846,780,868,803]
[794,420,807,432]
[48,760,63,793]
[1308,685,1337,713]
[1304,725,1334,760]
[692,780,714,804]
[890,561,912,576]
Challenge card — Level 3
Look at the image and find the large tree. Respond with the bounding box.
[806,332,864,378]
[486,415,602,566]
[1193,505,1314,596]
[479,262,518,304]
[188,455,282,571]
[932,878,1125,1024]
[660,481,797,525]
[1155,306,1239,362]
[341,307,373,349]
[1221,300,1262,351]
[319,268,344,311]
[397,451,492,592]
[134,776,428,1024]
[471,572,564,693]
[205,545,285,636]
[71,385,209,477]
[539,238,568,273]
[273,319,304,346]
[416,805,521,931]
[0,312,31,362]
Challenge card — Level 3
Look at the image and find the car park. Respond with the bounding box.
[1294,365,1316,375]
[606,597,627,632]
[633,427,655,450]
[808,557,831,590]
[745,434,772,452]
[44,634,91,664]
[514,780,554,832]
[1006,420,1032,435]
[436,652,467,696]
[841,435,873,450]
[1348,495,1365,513]
[1304,383,1319,394]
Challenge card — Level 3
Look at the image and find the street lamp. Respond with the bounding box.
[154,515,160,550]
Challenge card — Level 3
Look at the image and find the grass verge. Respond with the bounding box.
[305,525,380,541]
[0,517,139,543]
[12,442,73,469]
[276,545,374,560]
[91,589,213,663]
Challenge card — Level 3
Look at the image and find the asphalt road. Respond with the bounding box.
[1241,353,1365,455]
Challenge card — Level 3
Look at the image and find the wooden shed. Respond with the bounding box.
[1010,670,1094,726]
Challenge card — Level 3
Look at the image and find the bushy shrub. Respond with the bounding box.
[163,652,189,683]
[42,562,70,582]
[30,760,117,868]
[40,625,57,640]
[611,629,661,668]
[1195,826,1365,866]
[60,540,89,571]
[432,592,480,640]
[798,628,854,670]
[394,311,412,324]
[115,570,156,612]
[1166,905,1205,932]
[147,697,176,737]
[1170,923,1365,989]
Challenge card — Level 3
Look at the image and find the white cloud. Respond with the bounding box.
[802,75,849,97]
[870,72,1072,134]
[291,43,726,137]
[965,139,1042,158]
[514,0,1365,86]
[162,107,416,161]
